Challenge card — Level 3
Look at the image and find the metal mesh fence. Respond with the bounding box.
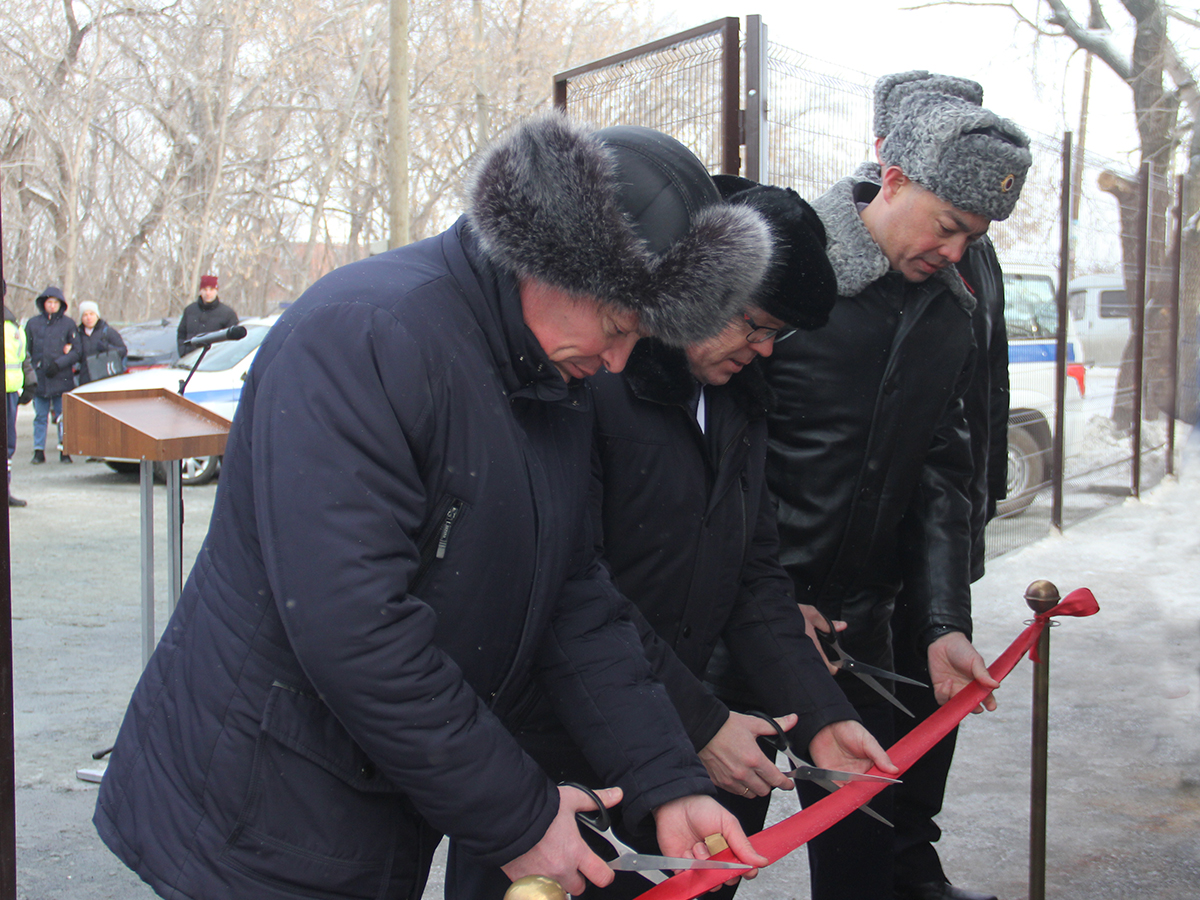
[554,25,729,174]
[760,43,873,199]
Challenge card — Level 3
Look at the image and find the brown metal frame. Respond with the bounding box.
[0,177,16,898]
[553,17,742,175]
[1131,162,1151,498]
[1166,175,1184,476]
[1051,133,1072,530]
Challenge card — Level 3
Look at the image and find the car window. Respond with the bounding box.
[1068,290,1085,321]
[175,325,272,372]
[1004,274,1058,339]
[1099,289,1130,318]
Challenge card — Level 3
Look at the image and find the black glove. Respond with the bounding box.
[18,386,33,405]
[44,360,59,378]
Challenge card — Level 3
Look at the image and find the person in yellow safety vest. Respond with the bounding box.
[3,276,32,507]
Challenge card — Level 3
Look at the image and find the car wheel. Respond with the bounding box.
[997,426,1045,517]
[153,456,220,486]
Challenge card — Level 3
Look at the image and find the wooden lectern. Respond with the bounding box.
[64,388,231,666]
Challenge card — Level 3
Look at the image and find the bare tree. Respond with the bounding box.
[0,0,660,322]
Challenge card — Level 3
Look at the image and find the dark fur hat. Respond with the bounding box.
[874,70,983,139]
[468,113,771,346]
[715,176,837,331]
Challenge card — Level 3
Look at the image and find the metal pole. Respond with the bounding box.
[166,460,183,610]
[1025,579,1060,900]
[720,17,740,175]
[1132,162,1151,497]
[1051,133,1072,530]
[387,0,410,249]
[0,175,19,900]
[140,460,156,668]
[1166,175,1183,476]
[744,16,768,182]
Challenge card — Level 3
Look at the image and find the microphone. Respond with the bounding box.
[189,325,247,348]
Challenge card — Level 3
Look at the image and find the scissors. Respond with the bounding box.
[745,710,899,828]
[813,611,927,718]
[562,783,751,884]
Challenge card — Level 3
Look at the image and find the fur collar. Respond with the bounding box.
[810,176,975,312]
[622,339,774,419]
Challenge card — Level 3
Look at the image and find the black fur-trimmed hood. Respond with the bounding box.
[622,338,774,419]
[468,114,772,347]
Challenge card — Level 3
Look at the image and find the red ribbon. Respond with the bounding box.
[633,588,1099,900]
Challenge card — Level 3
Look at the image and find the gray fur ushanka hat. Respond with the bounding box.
[874,70,983,139]
[468,113,771,346]
[880,91,1032,221]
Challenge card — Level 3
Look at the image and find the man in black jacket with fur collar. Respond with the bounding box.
[744,91,1032,900]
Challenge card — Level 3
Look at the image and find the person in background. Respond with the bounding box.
[3,277,31,506]
[25,285,79,464]
[94,115,778,900]
[177,274,238,356]
[748,90,1031,900]
[75,300,128,386]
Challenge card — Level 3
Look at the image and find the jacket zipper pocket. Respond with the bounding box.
[412,497,464,590]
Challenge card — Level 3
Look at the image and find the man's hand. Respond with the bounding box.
[798,604,844,675]
[501,785,621,895]
[653,794,769,887]
[808,720,899,780]
[698,712,797,797]
[927,631,1000,712]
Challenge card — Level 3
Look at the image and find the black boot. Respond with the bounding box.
[8,494,26,507]
[31,450,45,464]
[59,452,72,463]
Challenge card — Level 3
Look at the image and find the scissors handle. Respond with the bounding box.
[561,782,665,885]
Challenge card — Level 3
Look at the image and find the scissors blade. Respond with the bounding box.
[838,658,927,687]
[783,764,901,785]
[805,777,895,827]
[608,854,751,873]
[849,670,918,718]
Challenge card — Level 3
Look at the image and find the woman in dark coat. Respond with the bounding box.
[24,285,80,462]
[74,300,127,385]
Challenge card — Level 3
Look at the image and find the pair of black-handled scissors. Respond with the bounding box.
[745,710,900,828]
[562,782,750,884]
[813,611,927,717]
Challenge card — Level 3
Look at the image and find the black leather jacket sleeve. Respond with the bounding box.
[898,360,977,652]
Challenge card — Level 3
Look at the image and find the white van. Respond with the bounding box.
[1067,274,1131,367]
[1000,267,1085,515]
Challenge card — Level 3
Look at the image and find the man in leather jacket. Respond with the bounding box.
[867,72,1012,900]
[747,91,1032,900]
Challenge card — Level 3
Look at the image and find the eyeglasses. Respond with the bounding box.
[743,313,797,345]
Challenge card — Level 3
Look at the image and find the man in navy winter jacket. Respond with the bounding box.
[95,116,778,900]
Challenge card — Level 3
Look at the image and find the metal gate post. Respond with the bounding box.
[744,15,768,182]
[1132,162,1151,497]
[1052,133,1072,530]
[719,17,740,175]
[1166,175,1183,476]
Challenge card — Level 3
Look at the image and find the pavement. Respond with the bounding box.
[5,403,1198,900]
